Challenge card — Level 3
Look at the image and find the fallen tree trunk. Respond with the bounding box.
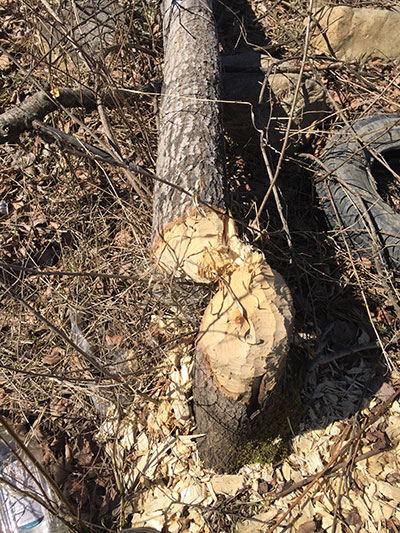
[152,0,226,278]
[153,0,293,471]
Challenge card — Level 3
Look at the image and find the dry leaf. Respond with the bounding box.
[42,346,64,365]
[346,510,362,527]
[113,229,132,246]
[375,382,395,401]
[257,480,269,495]
[298,520,317,533]
[105,334,125,346]
[365,429,387,447]
[75,439,95,466]
[386,415,400,443]
[12,200,24,212]
[0,53,10,71]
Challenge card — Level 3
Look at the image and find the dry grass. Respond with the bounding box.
[0,0,400,531]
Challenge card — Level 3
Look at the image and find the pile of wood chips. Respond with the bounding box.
[96,314,400,533]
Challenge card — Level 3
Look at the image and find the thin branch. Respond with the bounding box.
[269,445,391,503]
[0,261,151,281]
[27,121,267,241]
[0,85,157,143]
[95,87,152,205]
[308,341,379,371]
[254,0,314,227]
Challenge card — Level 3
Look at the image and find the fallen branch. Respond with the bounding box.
[0,51,328,146]
[0,85,157,143]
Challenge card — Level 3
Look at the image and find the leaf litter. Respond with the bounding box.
[0,0,400,531]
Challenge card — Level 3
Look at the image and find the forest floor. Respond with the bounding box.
[0,0,400,532]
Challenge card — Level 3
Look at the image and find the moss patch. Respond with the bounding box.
[234,376,303,469]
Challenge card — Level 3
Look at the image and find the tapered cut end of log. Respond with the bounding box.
[193,246,293,472]
[153,207,294,471]
[197,257,292,404]
[153,209,241,284]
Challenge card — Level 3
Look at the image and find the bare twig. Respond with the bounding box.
[254,0,315,227]
[95,87,151,205]
[0,261,152,281]
[0,281,158,403]
[269,445,391,503]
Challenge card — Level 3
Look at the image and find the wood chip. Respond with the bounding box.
[210,474,245,496]
[179,479,206,505]
[376,480,400,501]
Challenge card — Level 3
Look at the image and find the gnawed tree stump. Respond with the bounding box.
[153,0,293,471]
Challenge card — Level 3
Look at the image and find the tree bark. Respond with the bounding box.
[152,0,227,281]
[154,0,295,472]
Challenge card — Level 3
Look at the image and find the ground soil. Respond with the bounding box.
[0,0,399,532]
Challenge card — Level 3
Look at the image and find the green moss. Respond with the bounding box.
[234,377,303,470]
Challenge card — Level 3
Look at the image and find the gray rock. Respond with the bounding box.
[310,6,400,62]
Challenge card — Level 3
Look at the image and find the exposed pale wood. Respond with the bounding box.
[194,239,293,471]
[154,0,293,471]
[197,251,292,403]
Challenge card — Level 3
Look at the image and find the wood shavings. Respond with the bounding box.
[177,478,208,505]
[135,435,177,480]
[96,302,400,533]
[376,480,400,501]
[386,414,400,443]
[210,474,246,496]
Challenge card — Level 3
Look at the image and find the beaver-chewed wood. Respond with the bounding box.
[153,0,293,472]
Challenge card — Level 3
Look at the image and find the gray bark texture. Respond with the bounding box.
[0,89,97,143]
[193,349,252,472]
[152,0,227,248]
[154,0,252,471]
[194,348,285,472]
